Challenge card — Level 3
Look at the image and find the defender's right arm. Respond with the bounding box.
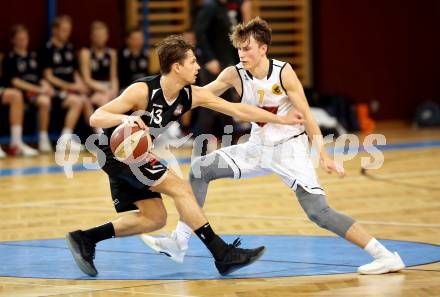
[202,66,240,97]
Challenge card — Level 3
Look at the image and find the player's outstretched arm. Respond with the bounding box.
[192,85,304,125]
[282,64,345,177]
[202,66,237,96]
[89,82,147,129]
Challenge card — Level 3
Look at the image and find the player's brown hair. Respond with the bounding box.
[52,15,72,28]
[10,24,28,39]
[125,27,142,38]
[91,21,108,32]
[156,35,194,74]
[230,17,272,48]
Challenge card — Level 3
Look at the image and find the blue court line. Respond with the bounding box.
[1,235,439,280]
[0,240,360,268]
[0,140,439,177]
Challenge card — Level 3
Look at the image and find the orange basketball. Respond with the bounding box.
[110,123,152,163]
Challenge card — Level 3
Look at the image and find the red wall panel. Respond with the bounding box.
[314,0,440,119]
[0,0,124,53]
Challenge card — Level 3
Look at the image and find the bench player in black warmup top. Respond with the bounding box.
[80,21,118,107]
[65,35,304,276]
[3,24,55,153]
[42,15,95,149]
[118,28,150,90]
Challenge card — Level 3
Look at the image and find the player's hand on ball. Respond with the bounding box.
[122,116,148,130]
[283,109,304,125]
[320,154,345,178]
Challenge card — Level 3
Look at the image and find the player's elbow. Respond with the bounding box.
[11,78,21,88]
[89,109,101,127]
[89,115,98,128]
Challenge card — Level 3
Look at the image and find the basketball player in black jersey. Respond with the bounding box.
[118,28,150,89]
[65,35,304,277]
[80,21,118,107]
[3,24,56,153]
[42,15,95,149]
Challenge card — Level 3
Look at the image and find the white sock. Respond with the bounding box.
[39,131,49,142]
[364,238,393,259]
[175,220,192,250]
[11,125,23,146]
[61,128,73,136]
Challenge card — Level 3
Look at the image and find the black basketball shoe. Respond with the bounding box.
[213,237,266,276]
[65,230,98,277]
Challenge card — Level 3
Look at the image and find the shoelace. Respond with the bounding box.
[229,237,242,248]
[222,237,246,262]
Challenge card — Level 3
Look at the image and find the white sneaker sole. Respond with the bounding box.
[139,234,185,263]
[358,252,405,275]
[140,234,161,253]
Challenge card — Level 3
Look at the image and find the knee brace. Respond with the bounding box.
[295,186,355,237]
[190,152,234,182]
[189,152,235,207]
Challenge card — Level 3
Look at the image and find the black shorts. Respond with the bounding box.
[102,153,167,213]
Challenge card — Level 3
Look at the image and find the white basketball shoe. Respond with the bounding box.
[358,252,405,274]
[10,143,39,157]
[140,231,188,263]
[0,146,6,158]
[39,139,53,153]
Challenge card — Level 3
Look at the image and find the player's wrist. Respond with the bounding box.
[319,151,330,161]
[121,115,130,124]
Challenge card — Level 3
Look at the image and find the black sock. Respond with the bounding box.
[194,223,228,260]
[83,222,115,244]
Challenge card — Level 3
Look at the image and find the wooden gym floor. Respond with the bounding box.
[0,121,439,297]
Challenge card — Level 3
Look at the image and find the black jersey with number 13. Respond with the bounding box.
[103,75,192,148]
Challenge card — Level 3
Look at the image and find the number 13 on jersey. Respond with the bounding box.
[149,108,163,125]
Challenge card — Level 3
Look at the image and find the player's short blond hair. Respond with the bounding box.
[10,24,28,39]
[230,17,272,48]
[91,21,108,32]
[52,15,72,28]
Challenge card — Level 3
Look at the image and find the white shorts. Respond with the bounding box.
[215,134,325,195]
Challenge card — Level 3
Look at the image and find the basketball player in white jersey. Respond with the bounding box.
[141,17,405,275]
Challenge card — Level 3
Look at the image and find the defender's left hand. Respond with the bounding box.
[320,154,345,178]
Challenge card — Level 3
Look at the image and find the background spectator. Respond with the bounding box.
[3,24,55,153]
[80,21,118,107]
[118,28,150,90]
[42,15,94,148]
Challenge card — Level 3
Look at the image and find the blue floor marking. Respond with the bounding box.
[0,235,439,280]
[1,139,439,178]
